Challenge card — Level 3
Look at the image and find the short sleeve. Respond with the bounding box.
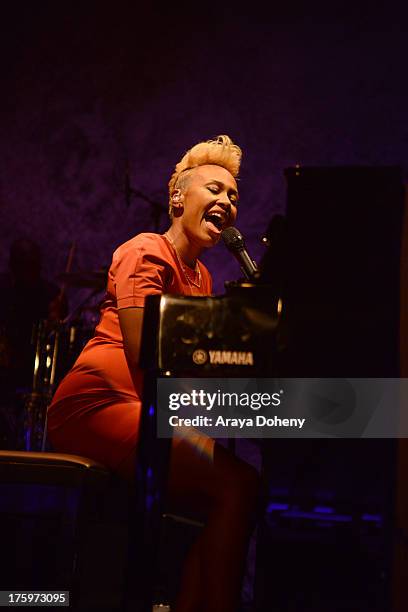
[111,240,170,309]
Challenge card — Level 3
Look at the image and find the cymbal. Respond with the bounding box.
[57,269,107,289]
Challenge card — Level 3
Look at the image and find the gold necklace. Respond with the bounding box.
[164,232,202,289]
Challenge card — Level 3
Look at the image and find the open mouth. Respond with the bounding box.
[204,211,226,234]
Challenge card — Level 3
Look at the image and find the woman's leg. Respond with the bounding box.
[168,437,260,612]
[116,432,260,611]
[50,393,258,611]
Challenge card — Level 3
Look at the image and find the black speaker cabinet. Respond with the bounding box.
[255,167,405,611]
[283,165,404,377]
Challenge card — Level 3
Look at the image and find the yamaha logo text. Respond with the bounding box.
[192,349,254,366]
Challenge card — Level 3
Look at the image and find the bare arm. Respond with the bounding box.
[118,307,144,369]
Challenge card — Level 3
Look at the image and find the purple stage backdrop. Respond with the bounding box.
[0,2,407,293]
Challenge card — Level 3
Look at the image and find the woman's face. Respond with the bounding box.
[176,164,239,248]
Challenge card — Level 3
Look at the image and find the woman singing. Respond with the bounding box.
[48,135,259,612]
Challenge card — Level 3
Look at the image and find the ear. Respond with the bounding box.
[170,189,184,218]
[171,189,183,203]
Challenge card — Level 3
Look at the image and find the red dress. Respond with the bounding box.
[47,233,212,473]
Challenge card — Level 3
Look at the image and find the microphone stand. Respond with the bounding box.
[129,188,167,233]
[123,168,167,232]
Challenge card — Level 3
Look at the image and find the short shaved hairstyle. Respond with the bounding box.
[168,134,242,217]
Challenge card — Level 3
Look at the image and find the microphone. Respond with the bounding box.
[222,227,259,281]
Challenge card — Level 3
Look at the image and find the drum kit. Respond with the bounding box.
[22,267,107,452]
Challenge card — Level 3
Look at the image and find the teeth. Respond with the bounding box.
[204,210,226,231]
[206,212,224,221]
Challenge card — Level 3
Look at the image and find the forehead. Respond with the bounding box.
[189,164,238,191]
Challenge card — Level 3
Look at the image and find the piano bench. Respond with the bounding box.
[0,451,137,611]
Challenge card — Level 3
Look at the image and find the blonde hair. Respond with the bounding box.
[168,134,242,216]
